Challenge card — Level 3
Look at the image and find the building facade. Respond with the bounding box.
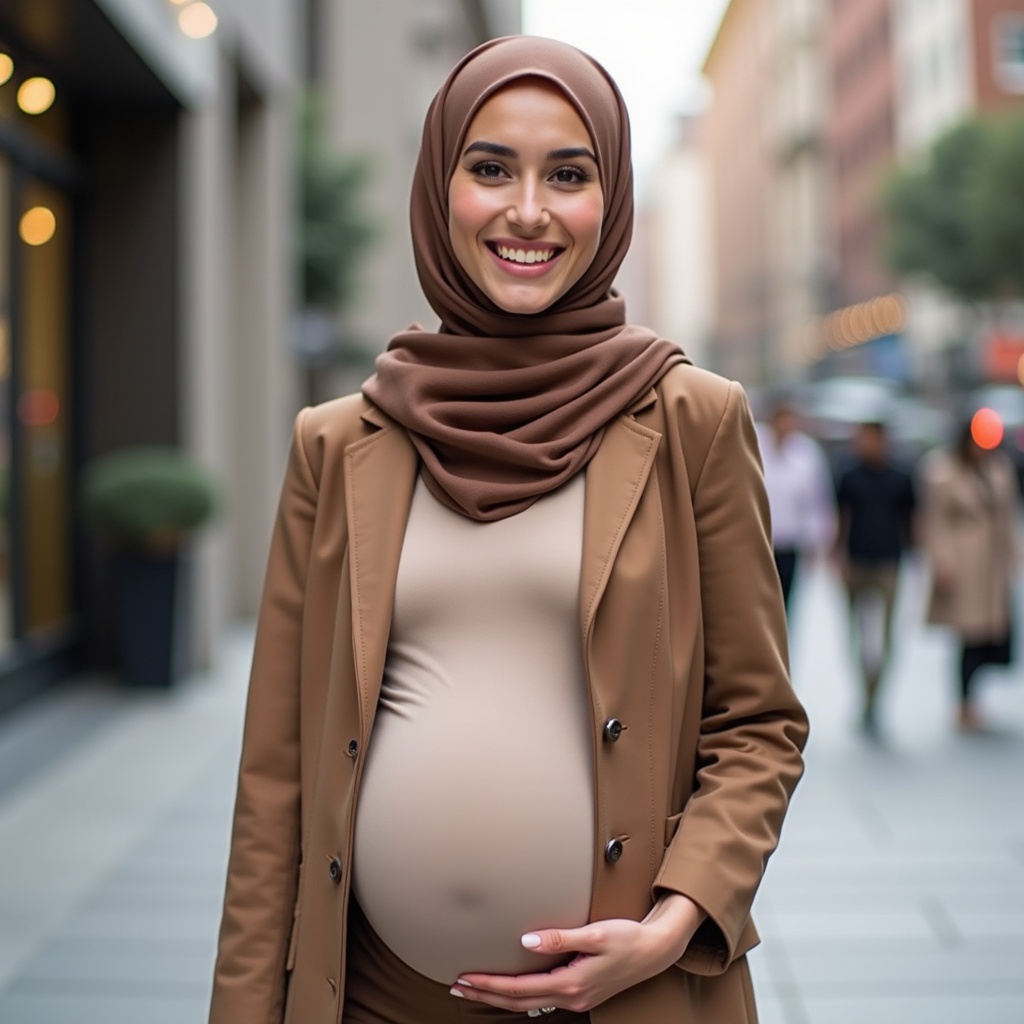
[769,0,832,371]
[701,0,776,383]
[698,0,832,384]
[308,0,521,397]
[893,0,1024,384]
[0,0,299,713]
[827,0,898,311]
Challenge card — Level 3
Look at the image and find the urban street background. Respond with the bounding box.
[2,0,1024,1022]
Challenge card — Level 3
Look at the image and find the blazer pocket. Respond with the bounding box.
[664,811,685,847]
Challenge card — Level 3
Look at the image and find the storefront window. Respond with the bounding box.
[0,156,10,653]
[18,178,72,638]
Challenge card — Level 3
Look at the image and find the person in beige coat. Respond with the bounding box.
[921,418,1020,731]
[210,37,807,1024]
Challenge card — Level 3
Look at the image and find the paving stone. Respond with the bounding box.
[0,991,210,1024]
[785,941,1024,991]
[12,936,215,987]
[800,994,1024,1024]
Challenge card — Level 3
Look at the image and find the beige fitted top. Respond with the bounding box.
[352,473,595,984]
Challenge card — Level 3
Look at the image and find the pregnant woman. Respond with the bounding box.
[209,35,807,1024]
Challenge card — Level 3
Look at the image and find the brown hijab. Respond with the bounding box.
[362,35,686,521]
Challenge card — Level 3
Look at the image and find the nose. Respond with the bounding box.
[507,176,550,231]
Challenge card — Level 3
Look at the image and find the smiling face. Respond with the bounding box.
[447,79,604,315]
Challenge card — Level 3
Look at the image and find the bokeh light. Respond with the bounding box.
[179,2,218,38]
[971,407,1004,450]
[18,389,60,427]
[17,76,56,115]
[0,54,13,86]
[19,206,57,246]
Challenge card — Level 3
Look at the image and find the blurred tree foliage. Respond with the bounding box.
[882,114,1024,303]
[299,95,376,309]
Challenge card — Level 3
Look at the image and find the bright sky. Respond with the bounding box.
[521,0,730,199]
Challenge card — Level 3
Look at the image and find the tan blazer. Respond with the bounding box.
[209,363,808,1024]
[922,447,1020,641]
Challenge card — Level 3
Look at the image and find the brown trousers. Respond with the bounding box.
[343,899,588,1024]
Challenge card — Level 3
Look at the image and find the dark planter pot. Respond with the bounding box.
[117,551,190,688]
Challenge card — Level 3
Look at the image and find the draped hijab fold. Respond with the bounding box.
[362,35,686,521]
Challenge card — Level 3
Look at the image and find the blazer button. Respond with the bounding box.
[602,718,623,743]
[604,839,624,863]
[347,739,359,759]
[328,856,343,884]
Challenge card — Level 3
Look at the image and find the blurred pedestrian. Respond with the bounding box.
[834,421,917,735]
[209,36,807,1024]
[756,397,837,610]
[920,419,1020,732]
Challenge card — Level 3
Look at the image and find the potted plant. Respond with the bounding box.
[81,447,218,688]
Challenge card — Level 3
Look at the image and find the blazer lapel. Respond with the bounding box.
[345,410,417,734]
[580,396,662,649]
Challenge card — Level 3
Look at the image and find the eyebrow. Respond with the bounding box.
[463,141,597,162]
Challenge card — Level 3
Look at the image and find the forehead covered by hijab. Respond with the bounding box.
[411,35,636,332]
[441,37,625,198]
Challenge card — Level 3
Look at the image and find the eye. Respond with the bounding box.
[551,165,591,186]
[470,160,509,180]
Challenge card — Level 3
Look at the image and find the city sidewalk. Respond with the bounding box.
[0,559,1022,1024]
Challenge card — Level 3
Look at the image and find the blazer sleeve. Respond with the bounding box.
[209,409,318,1024]
[653,382,808,976]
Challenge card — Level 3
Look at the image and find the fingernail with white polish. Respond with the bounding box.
[521,933,542,948]
[456,978,473,987]
[450,987,464,998]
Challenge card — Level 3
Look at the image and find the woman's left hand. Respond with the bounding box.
[449,893,706,1016]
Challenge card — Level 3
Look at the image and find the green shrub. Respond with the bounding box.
[82,447,218,552]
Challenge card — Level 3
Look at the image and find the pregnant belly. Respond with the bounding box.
[352,721,595,984]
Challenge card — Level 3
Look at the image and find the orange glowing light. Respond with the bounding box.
[971,407,1004,450]
[18,388,60,427]
[20,206,56,246]
[0,54,13,86]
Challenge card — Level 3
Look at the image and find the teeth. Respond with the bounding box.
[496,245,554,264]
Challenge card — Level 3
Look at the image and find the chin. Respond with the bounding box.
[487,285,562,316]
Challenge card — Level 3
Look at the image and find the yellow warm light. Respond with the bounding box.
[0,54,13,86]
[1017,354,1024,387]
[19,206,56,246]
[18,76,56,115]
[179,2,218,38]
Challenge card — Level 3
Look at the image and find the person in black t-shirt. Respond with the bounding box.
[835,421,917,736]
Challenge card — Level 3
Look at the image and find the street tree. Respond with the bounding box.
[882,114,1024,303]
